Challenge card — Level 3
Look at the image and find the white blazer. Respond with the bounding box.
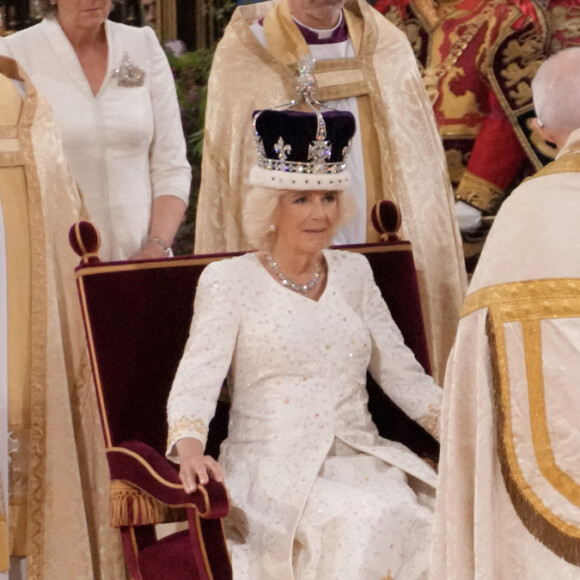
[6,18,192,260]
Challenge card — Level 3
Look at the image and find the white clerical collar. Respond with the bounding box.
[292,11,343,40]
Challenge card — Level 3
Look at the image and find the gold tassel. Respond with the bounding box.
[110,480,171,527]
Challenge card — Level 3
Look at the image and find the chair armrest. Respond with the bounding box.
[107,441,229,519]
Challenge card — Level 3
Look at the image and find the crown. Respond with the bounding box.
[249,56,356,191]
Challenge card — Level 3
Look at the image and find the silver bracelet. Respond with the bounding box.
[146,236,171,256]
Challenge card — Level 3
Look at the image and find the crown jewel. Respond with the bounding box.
[250,56,355,190]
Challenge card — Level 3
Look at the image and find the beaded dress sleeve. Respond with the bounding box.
[358,255,442,440]
[166,260,240,459]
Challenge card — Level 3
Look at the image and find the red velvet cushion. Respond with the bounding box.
[138,531,198,580]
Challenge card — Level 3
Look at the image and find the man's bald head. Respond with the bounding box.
[532,47,580,140]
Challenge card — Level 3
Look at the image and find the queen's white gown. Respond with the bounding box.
[167,249,442,580]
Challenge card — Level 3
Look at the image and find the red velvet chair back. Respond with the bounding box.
[70,202,437,578]
[74,253,241,455]
[71,223,234,580]
[71,199,436,470]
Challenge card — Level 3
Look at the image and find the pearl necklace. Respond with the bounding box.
[265,254,322,295]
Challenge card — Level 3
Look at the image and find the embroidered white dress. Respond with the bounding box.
[5,17,191,260]
[167,250,442,580]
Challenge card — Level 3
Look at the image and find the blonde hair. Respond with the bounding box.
[242,186,356,252]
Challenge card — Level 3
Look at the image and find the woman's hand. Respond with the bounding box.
[175,437,224,493]
[132,237,171,260]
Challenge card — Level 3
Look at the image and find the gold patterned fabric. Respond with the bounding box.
[195,0,466,383]
[431,129,580,578]
[0,57,125,579]
[380,0,551,229]
[545,1,580,54]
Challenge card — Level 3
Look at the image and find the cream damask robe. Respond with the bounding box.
[195,0,466,384]
[0,56,125,580]
[431,129,580,579]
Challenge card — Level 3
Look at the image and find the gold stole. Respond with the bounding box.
[0,68,31,564]
[526,148,580,181]
[262,0,386,241]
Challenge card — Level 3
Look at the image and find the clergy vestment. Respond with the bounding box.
[431,128,580,579]
[0,56,125,580]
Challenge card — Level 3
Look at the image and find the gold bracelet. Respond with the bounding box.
[146,236,171,256]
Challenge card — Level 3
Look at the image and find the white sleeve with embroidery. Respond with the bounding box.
[166,261,240,460]
[360,257,442,441]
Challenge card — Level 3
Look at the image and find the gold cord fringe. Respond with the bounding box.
[487,314,580,565]
[110,480,172,527]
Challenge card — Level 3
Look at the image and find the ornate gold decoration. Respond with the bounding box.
[167,416,209,447]
[499,30,544,109]
[455,170,504,214]
[445,148,467,184]
[462,278,580,318]
[110,480,171,527]
[383,6,405,31]
[421,0,504,103]
[524,150,580,182]
[383,8,425,58]
[1,63,50,574]
[548,5,580,52]
[478,278,580,564]
[413,0,439,30]
[487,11,550,171]
[522,320,580,508]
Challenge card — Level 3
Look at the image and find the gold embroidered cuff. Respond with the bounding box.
[455,170,505,214]
[167,417,209,451]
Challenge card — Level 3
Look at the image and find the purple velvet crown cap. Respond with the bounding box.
[250,108,356,191]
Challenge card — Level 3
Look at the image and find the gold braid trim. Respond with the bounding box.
[109,480,186,527]
[525,153,580,183]
[455,169,504,214]
[462,278,580,319]
[548,5,580,52]
[462,279,580,563]
[16,63,48,579]
[487,310,580,565]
